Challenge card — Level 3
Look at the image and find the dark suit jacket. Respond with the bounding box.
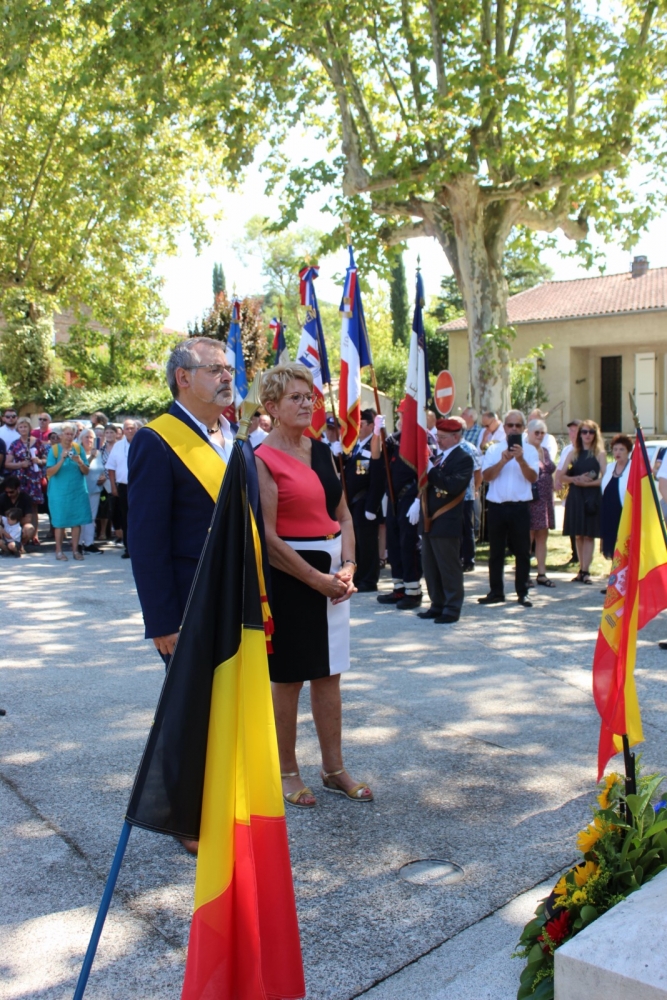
[127,402,260,639]
[424,446,474,538]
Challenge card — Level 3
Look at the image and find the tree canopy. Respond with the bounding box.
[111,0,666,409]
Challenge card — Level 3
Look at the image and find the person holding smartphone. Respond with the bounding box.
[479,410,540,607]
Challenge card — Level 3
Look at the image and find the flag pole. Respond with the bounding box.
[629,392,667,552]
[615,392,667,801]
[72,821,132,1000]
[342,219,395,513]
[326,377,349,504]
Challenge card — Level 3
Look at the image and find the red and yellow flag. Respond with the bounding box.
[126,443,304,999]
[593,431,667,779]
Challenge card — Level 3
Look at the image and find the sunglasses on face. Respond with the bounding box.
[581,429,595,435]
[505,422,523,429]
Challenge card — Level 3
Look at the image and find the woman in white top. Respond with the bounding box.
[600,434,633,561]
[80,429,106,552]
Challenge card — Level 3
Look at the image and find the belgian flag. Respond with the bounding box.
[126,443,305,999]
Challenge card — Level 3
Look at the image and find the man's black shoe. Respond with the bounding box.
[462,563,475,573]
[659,641,667,650]
[396,594,423,610]
[121,551,131,559]
[417,608,442,619]
[477,594,505,605]
[434,614,459,624]
[356,584,378,592]
[377,589,405,604]
[517,596,533,607]
[83,544,102,553]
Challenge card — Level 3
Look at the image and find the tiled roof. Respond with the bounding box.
[440,266,667,331]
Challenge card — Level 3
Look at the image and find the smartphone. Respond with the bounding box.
[507,433,523,449]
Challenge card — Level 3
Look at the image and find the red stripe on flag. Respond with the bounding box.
[182,817,304,1000]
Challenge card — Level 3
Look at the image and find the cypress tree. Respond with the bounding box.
[212,263,226,298]
[389,255,409,346]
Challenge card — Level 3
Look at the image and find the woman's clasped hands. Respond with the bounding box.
[318,566,357,605]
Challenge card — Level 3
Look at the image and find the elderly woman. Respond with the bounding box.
[526,418,557,588]
[6,416,46,541]
[96,424,117,542]
[255,364,372,808]
[600,434,633,561]
[562,419,607,584]
[45,422,90,561]
[79,428,106,553]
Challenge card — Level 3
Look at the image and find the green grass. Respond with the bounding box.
[475,532,609,578]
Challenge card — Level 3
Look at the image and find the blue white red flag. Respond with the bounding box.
[269,317,290,366]
[226,298,248,408]
[399,272,430,490]
[296,266,329,438]
[338,246,372,454]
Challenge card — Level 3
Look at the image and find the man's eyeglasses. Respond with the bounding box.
[184,364,235,378]
[505,422,523,429]
[39,417,49,422]
[284,392,315,406]
[4,414,17,420]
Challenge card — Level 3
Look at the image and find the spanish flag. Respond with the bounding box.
[593,429,667,780]
[126,444,304,999]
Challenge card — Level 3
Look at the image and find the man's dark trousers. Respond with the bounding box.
[117,482,129,555]
[385,493,421,585]
[461,498,475,566]
[351,498,380,589]
[422,534,463,617]
[487,500,531,598]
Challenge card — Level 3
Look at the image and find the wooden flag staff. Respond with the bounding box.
[343,220,395,512]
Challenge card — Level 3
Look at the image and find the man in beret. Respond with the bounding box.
[418,417,474,623]
[343,408,381,591]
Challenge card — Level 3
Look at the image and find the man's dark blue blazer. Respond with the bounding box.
[127,401,260,640]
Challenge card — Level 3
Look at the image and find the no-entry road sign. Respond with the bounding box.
[434,370,455,416]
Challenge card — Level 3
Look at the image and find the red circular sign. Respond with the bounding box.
[434,370,455,416]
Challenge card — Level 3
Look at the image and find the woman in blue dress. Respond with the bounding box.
[46,423,90,561]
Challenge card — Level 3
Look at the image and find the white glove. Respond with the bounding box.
[330,441,342,456]
[373,414,386,436]
[407,497,420,525]
[364,511,377,521]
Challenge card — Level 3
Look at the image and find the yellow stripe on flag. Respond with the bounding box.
[194,628,283,911]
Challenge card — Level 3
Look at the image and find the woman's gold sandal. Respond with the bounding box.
[281,771,316,809]
[321,768,373,803]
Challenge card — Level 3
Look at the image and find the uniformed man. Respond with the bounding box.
[343,408,381,592]
[367,401,423,609]
[418,417,474,623]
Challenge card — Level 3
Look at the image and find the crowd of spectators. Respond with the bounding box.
[0,406,142,561]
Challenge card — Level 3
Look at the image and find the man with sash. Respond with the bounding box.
[418,417,474,624]
[127,337,236,666]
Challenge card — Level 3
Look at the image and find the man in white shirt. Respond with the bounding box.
[479,409,540,607]
[107,418,139,558]
[247,410,269,449]
[0,407,20,448]
[479,410,506,451]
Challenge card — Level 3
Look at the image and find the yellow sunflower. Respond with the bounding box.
[577,818,606,853]
[597,773,620,810]
[554,875,568,898]
[574,860,598,887]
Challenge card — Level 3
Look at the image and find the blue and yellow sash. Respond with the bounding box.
[147,413,273,645]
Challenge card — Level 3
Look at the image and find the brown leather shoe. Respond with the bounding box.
[178,837,199,856]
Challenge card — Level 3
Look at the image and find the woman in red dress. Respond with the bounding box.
[256,364,373,809]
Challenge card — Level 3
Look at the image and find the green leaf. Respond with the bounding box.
[644,819,667,838]
[625,794,643,817]
[528,943,545,964]
[580,905,598,926]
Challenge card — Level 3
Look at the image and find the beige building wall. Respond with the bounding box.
[449,311,667,435]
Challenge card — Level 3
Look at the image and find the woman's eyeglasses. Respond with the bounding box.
[285,392,315,406]
[581,428,595,435]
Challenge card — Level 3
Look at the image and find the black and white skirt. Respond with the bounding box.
[268,534,351,683]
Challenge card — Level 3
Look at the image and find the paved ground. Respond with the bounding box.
[2,538,667,1000]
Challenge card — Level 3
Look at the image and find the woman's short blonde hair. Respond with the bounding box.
[260,364,314,407]
[16,417,32,431]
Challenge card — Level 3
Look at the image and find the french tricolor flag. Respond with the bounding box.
[296,266,329,438]
[399,271,430,490]
[338,246,372,453]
